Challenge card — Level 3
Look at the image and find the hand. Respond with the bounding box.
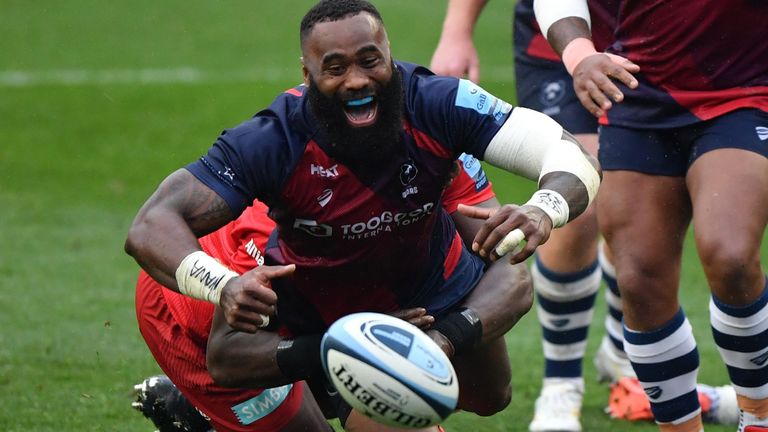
[218,264,295,333]
[390,307,435,330]
[456,203,553,264]
[430,34,481,83]
[572,53,640,117]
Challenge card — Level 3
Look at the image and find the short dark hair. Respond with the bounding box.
[300,0,384,47]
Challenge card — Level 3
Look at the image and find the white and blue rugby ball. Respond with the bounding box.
[321,312,459,428]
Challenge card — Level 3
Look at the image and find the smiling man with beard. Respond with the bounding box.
[125,0,602,430]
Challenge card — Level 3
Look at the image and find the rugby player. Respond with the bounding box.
[535,0,768,430]
[126,0,601,428]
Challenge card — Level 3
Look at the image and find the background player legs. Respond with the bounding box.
[529,134,631,432]
[687,148,768,429]
[598,170,705,431]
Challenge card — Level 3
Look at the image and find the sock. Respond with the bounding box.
[598,242,627,359]
[533,256,600,378]
[624,308,701,425]
[710,278,768,419]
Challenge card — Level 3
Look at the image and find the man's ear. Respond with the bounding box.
[301,57,310,86]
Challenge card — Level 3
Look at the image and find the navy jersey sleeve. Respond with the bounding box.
[402,63,514,160]
[185,114,296,217]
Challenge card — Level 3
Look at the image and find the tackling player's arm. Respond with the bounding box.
[125,169,277,332]
[533,0,639,117]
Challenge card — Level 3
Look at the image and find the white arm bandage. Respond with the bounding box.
[175,251,239,305]
[483,107,600,227]
[533,0,590,40]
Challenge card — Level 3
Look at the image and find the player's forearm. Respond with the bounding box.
[440,0,488,38]
[125,169,235,296]
[483,107,601,228]
[533,0,591,53]
[207,324,287,388]
[207,309,323,389]
[461,259,533,343]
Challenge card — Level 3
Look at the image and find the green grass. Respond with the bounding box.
[0,0,762,430]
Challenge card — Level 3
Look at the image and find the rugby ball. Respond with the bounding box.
[321,312,459,428]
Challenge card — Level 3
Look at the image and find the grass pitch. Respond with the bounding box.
[0,1,762,430]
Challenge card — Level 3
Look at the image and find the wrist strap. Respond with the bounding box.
[431,308,483,356]
[175,251,238,305]
[562,37,597,75]
[276,334,324,382]
[525,189,569,228]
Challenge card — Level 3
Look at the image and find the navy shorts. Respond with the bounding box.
[598,108,768,175]
[515,59,598,134]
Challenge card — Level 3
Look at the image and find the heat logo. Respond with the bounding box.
[311,163,339,178]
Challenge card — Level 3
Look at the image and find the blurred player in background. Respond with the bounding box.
[126,0,601,429]
[535,0,768,430]
[431,0,738,430]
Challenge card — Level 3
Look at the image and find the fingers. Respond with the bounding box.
[494,228,525,257]
[220,264,296,333]
[456,203,496,220]
[573,53,640,117]
[390,307,435,330]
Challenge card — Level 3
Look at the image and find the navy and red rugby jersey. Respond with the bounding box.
[186,61,512,332]
[603,0,768,127]
[514,0,618,65]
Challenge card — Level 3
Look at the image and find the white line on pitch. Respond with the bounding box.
[0,66,514,87]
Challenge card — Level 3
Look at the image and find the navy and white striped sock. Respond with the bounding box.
[533,256,601,378]
[624,309,701,424]
[598,244,627,358]
[710,278,768,401]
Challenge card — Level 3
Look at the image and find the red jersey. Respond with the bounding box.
[603,0,768,127]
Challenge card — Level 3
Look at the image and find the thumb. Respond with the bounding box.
[456,203,495,220]
[260,263,296,279]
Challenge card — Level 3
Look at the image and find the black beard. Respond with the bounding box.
[307,68,404,168]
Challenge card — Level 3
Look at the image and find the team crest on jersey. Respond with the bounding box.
[539,80,566,117]
[399,161,419,198]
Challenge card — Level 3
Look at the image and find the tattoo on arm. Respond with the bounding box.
[162,169,235,237]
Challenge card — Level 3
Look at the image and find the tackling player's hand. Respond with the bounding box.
[390,307,435,330]
[456,203,553,264]
[218,264,295,333]
[571,53,639,118]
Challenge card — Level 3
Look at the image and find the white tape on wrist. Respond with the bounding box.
[525,189,569,228]
[175,251,238,305]
[495,228,526,257]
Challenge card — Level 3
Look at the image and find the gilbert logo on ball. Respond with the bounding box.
[321,312,459,428]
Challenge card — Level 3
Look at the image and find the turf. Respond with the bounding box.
[0,0,762,430]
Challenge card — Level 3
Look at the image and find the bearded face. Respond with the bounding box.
[306,65,404,167]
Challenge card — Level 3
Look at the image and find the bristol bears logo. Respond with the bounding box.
[400,161,418,185]
[539,80,566,116]
[400,161,419,199]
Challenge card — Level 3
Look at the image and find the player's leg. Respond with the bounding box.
[685,109,768,430]
[528,132,600,432]
[598,126,704,431]
[427,257,533,416]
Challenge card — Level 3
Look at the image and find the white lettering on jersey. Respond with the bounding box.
[310,163,338,178]
[244,238,266,266]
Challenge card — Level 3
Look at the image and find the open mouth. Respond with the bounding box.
[343,95,379,127]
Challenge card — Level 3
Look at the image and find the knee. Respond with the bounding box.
[461,384,512,417]
[697,236,761,285]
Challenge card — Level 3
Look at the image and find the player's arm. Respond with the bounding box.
[125,169,277,332]
[533,0,639,117]
[206,306,435,389]
[430,0,488,83]
[461,107,601,263]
